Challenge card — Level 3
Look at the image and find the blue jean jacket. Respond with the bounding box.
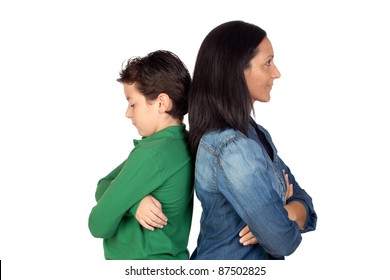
[190,122,317,260]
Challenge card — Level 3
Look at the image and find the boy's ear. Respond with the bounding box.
[157,93,172,113]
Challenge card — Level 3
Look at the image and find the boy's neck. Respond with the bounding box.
[165,118,182,127]
[156,117,182,133]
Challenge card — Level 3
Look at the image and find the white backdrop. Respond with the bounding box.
[1,0,389,279]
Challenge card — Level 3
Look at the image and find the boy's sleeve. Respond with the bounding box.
[88,148,162,239]
[95,160,126,202]
[128,201,141,217]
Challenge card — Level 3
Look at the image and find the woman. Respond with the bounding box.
[188,20,317,260]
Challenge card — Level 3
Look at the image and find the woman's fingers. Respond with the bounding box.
[239,225,259,246]
[283,169,294,200]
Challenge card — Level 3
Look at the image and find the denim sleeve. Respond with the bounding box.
[218,136,302,257]
[278,157,317,233]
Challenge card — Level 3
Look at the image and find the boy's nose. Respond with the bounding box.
[126,107,132,119]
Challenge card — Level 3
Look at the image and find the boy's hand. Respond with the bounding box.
[135,195,168,231]
[239,225,258,246]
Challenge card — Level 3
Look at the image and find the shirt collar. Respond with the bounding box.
[133,125,187,147]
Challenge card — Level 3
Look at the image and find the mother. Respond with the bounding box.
[188,20,317,260]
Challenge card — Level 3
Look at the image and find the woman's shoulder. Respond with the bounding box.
[200,128,251,153]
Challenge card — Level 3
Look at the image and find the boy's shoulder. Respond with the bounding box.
[133,129,190,159]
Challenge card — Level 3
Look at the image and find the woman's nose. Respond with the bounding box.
[273,64,281,79]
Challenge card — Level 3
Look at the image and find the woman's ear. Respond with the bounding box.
[157,93,172,113]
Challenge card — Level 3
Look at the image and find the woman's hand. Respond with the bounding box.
[283,170,307,229]
[135,195,168,231]
[283,169,293,201]
[239,225,258,246]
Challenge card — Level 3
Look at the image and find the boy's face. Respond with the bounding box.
[124,83,160,137]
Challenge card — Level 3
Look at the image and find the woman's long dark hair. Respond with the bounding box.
[188,21,267,157]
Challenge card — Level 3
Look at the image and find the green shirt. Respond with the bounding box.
[88,125,193,259]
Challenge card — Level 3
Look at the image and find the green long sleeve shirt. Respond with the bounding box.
[88,125,193,260]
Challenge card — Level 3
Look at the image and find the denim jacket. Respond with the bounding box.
[190,122,317,260]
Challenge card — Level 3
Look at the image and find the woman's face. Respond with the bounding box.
[244,36,281,103]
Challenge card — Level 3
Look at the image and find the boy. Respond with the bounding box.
[88,50,193,259]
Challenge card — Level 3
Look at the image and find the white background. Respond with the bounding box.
[1,0,389,279]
